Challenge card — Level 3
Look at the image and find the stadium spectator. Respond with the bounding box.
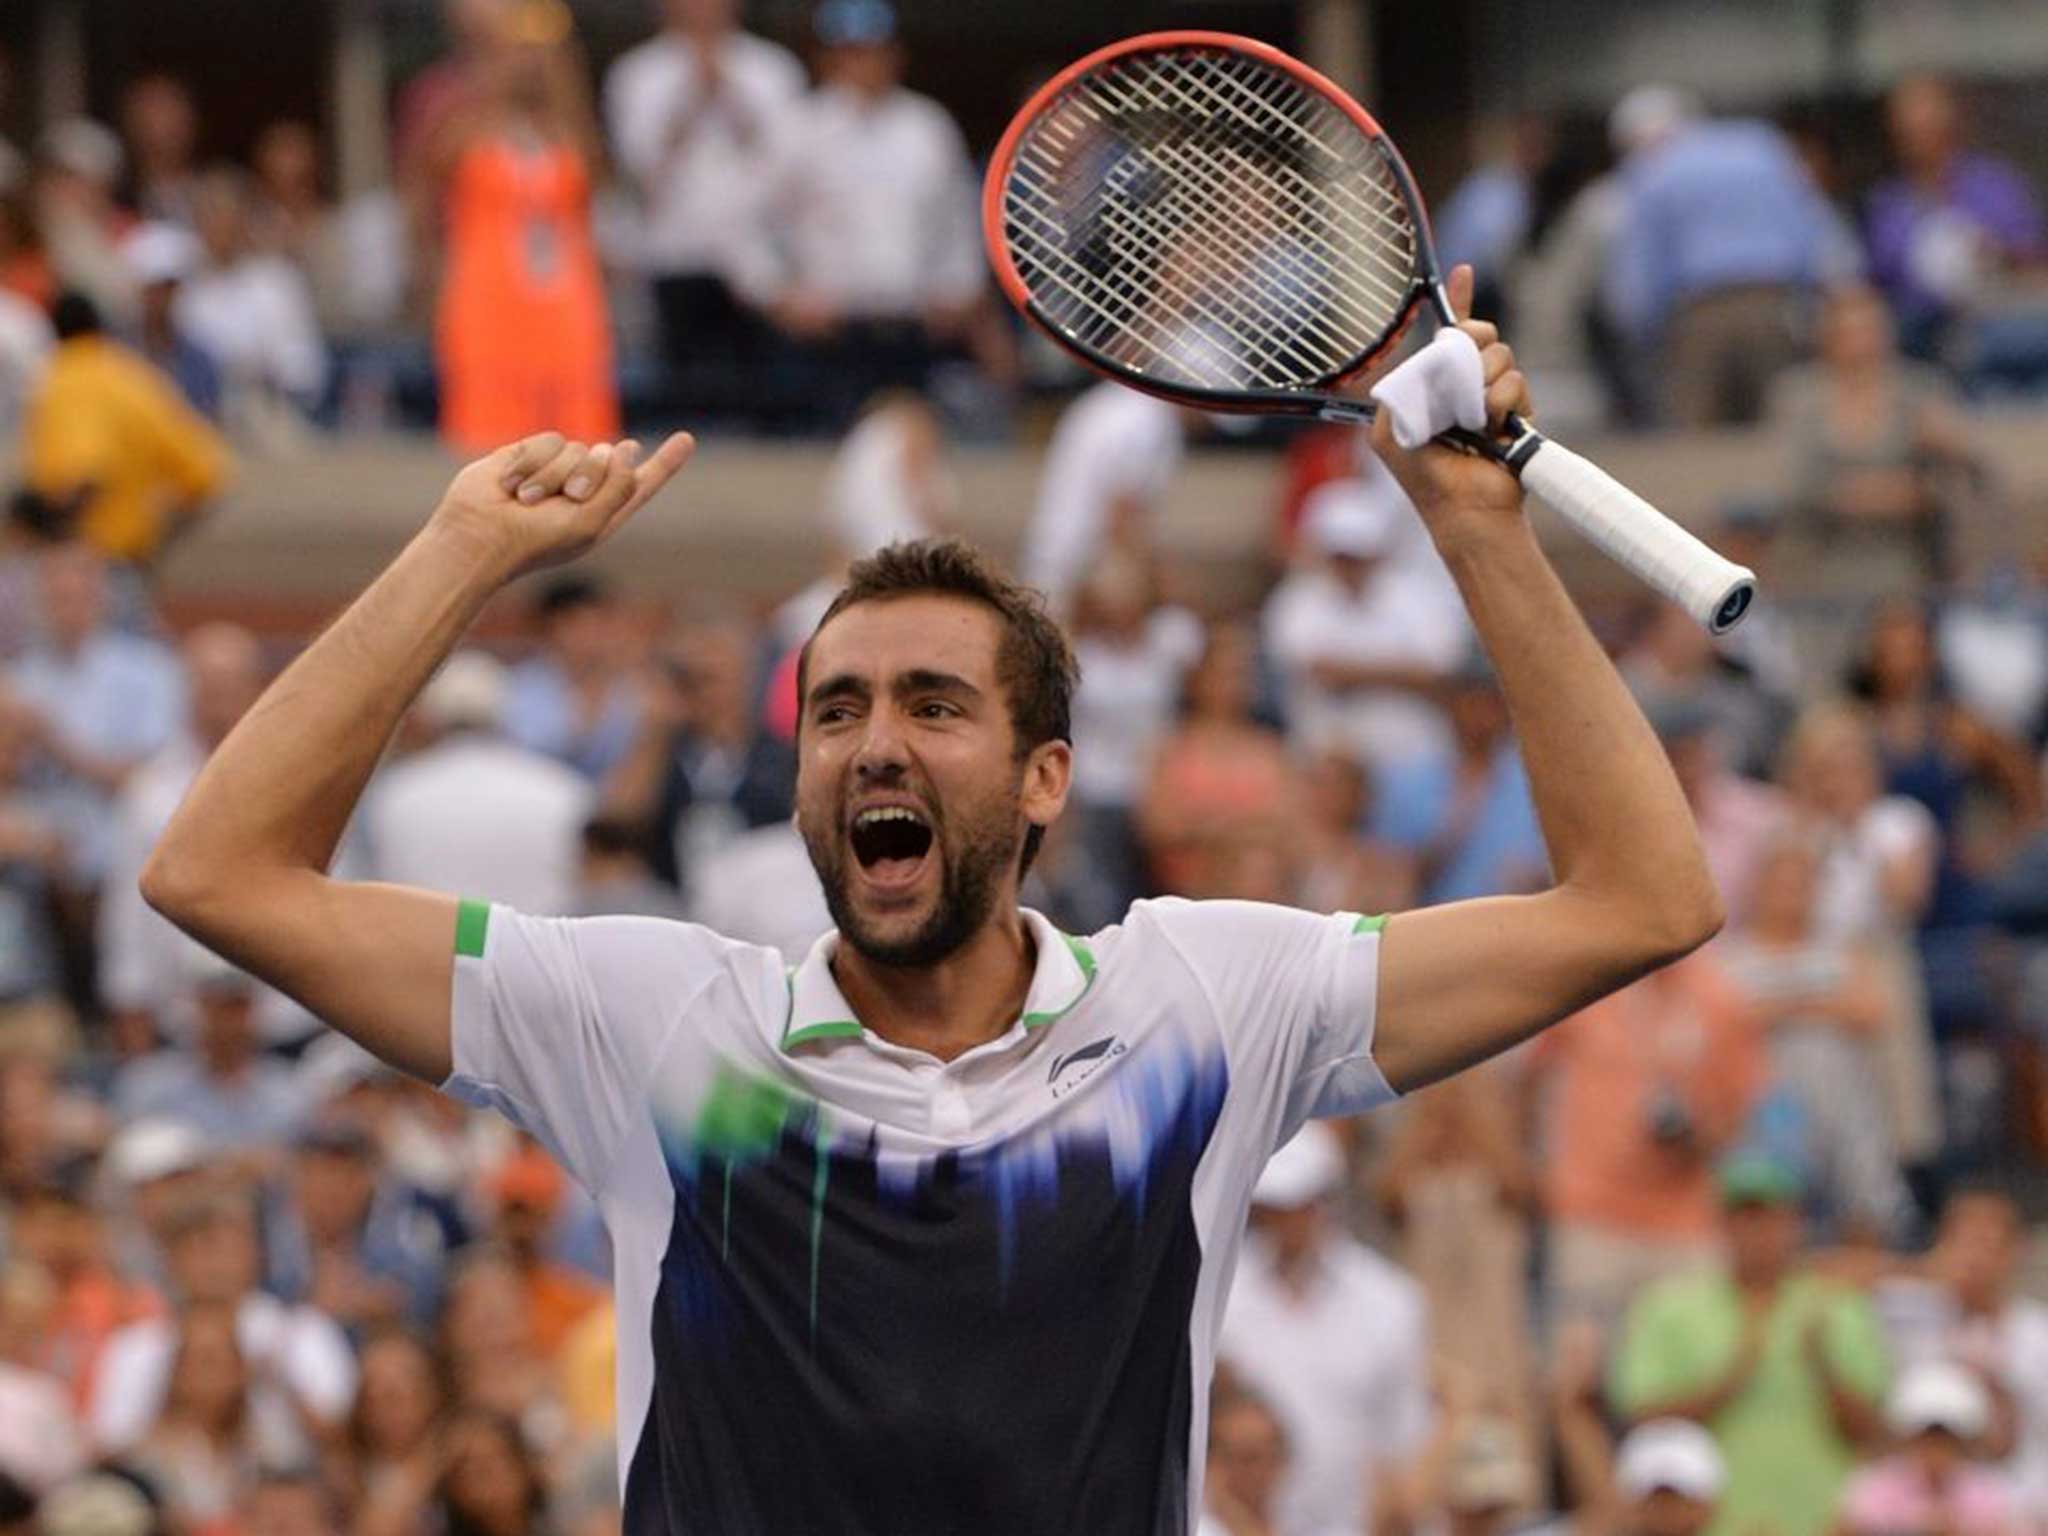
[1875,1188,2048,1518]
[20,291,233,566]
[1138,619,1294,899]
[740,0,1002,420]
[1867,75,2045,361]
[177,168,329,435]
[111,951,306,1155]
[1219,1123,1432,1536]
[503,577,641,782]
[248,122,363,348]
[1835,1360,2022,1534]
[0,278,50,442]
[395,0,517,191]
[117,77,200,228]
[1610,1153,1891,1536]
[241,1468,341,1536]
[601,620,795,900]
[1716,831,1913,1241]
[1651,697,1790,930]
[11,1152,160,1400]
[437,1248,564,1437]
[820,392,955,558]
[1530,954,1762,1335]
[1385,1409,1539,1535]
[1199,1384,1290,1536]
[0,1260,86,1493]
[1847,600,2040,1034]
[1434,112,1552,326]
[1021,381,1189,614]
[266,1122,451,1337]
[1606,1419,1726,1536]
[425,3,618,453]
[0,151,55,311]
[603,0,805,386]
[1771,284,1980,601]
[435,1411,551,1536]
[124,222,223,420]
[1065,550,1201,915]
[568,815,688,922]
[363,650,591,917]
[128,1299,265,1530]
[1368,656,1548,906]
[345,1326,449,1527]
[1622,602,1791,781]
[0,689,66,1012]
[1606,90,1831,424]
[8,540,185,886]
[98,624,285,1056]
[1780,702,1944,1173]
[1292,748,1414,919]
[1377,1069,1537,1471]
[1265,472,1470,779]
[33,121,139,328]
[91,1190,356,1461]
[483,1142,601,1363]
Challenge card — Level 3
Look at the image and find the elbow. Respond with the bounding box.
[138,838,219,935]
[1634,876,1726,968]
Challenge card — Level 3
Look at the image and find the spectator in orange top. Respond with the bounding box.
[22,292,232,568]
[423,0,619,453]
[1530,952,1764,1338]
[486,1142,601,1362]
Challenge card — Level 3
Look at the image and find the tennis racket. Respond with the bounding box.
[983,32,1757,633]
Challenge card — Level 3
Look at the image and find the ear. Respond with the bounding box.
[1020,738,1073,834]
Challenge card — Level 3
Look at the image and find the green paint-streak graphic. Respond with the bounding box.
[809,1136,831,1348]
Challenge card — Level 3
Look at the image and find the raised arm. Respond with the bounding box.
[1367,267,1722,1094]
[140,432,695,1082]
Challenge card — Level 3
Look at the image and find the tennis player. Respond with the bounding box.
[144,266,1721,1535]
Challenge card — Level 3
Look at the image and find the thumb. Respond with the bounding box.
[1445,262,1475,322]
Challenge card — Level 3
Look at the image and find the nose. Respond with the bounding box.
[851,703,910,782]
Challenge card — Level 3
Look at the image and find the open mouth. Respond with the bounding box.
[849,806,935,886]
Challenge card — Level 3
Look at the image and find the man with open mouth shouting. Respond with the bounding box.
[140,279,1723,1536]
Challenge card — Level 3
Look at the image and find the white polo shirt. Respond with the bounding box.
[445,896,1394,1536]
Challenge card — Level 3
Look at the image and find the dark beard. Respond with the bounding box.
[803,797,1022,969]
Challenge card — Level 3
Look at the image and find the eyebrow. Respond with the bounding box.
[804,669,985,712]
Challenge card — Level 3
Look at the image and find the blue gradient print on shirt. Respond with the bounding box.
[627,1036,1230,1536]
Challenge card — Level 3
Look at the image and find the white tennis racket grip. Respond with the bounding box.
[1518,439,1756,634]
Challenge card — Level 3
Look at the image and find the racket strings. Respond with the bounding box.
[1003,45,1420,392]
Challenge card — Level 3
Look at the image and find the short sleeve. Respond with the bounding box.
[1140,898,1395,1140]
[1609,1282,1712,1416]
[443,902,748,1192]
[1818,1285,1892,1404]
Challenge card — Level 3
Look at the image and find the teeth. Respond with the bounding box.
[856,808,926,828]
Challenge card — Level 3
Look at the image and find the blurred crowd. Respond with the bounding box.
[2,0,2046,472]
[1,2,2048,1536]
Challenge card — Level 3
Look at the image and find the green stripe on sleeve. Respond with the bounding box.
[454,898,492,958]
[1352,913,1389,935]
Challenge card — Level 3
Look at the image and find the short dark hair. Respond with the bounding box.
[799,539,1078,876]
[534,575,607,623]
[51,291,103,341]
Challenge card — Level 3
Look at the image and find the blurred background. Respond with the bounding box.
[1,0,2048,1533]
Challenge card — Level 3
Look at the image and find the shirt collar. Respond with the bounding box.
[780,908,1096,1055]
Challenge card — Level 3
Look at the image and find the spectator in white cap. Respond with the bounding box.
[122,222,221,419]
[1219,1122,1431,1536]
[362,650,590,917]
[1835,1360,2021,1534]
[1609,1419,1723,1536]
[33,120,139,327]
[1263,464,1471,779]
[111,942,306,1159]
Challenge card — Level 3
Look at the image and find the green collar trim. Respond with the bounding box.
[779,923,1096,1054]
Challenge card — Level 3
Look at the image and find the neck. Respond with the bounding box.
[831,906,1034,1060]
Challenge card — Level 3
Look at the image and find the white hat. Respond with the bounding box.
[104,1118,208,1187]
[1615,1419,1726,1501]
[1301,478,1402,561]
[1888,1359,1990,1439]
[1252,1122,1346,1209]
[38,118,124,186]
[1609,86,1697,156]
[420,649,507,732]
[125,221,202,286]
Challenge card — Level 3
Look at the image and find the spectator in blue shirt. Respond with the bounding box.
[502,576,642,783]
[1370,655,1549,905]
[1606,88,1831,425]
[7,542,184,886]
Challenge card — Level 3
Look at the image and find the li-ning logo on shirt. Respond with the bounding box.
[1047,1036,1126,1099]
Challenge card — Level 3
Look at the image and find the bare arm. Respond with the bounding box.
[141,432,695,1083]
[1368,267,1723,1094]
